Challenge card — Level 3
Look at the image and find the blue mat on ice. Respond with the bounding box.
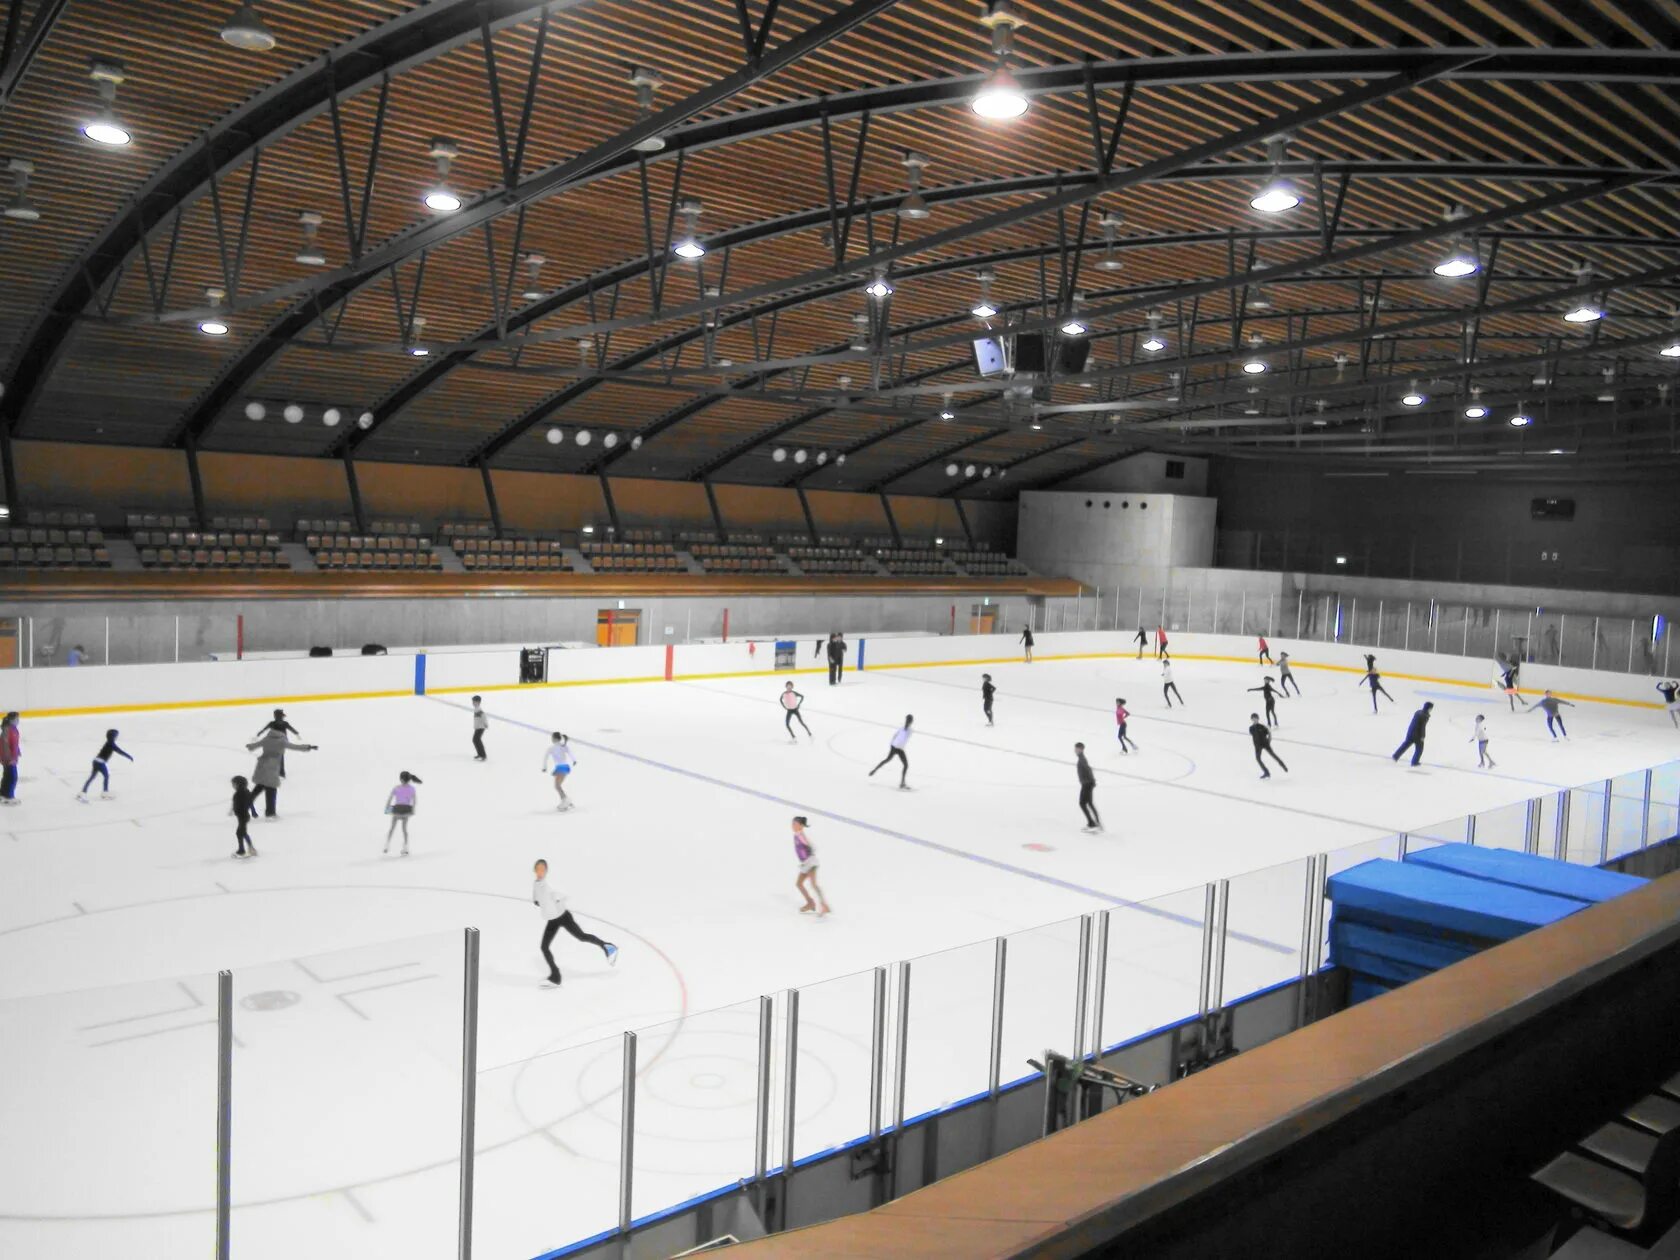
[1327,858,1583,944]
[1403,843,1645,905]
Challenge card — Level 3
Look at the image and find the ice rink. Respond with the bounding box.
[2,642,1677,1258]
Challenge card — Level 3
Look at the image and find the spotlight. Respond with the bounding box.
[631,435,643,450]
[422,139,462,213]
[546,427,563,445]
[3,159,41,221]
[294,211,326,266]
[244,401,266,421]
[1563,297,1604,323]
[1509,411,1533,427]
[1249,135,1298,213]
[322,407,342,427]
[1434,241,1478,278]
[520,254,546,301]
[835,453,846,466]
[865,270,893,300]
[1661,339,1680,358]
[971,4,1028,119]
[1060,317,1087,337]
[816,451,828,465]
[982,466,993,478]
[603,432,619,449]
[897,152,931,220]
[945,463,959,477]
[964,463,977,477]
[794,448,808,464]
[82,60,132,147]
[773,447,787,463]
[357,411,374,429]
[627,66,667,153]
[576,429,592,446]
[283,403,303,423]
[1401,381,1425,407]
[221,3,277,51]
[199,287,230,336]
[1464,404,1488,419]
[672,198,706,259]
[940,410,955,421]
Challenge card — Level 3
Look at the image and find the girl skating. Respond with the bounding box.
[1247,678,1283,727]
[1657,679,1679,728]
[76,729,133,801]
[791,816,830,916]
[1114,698,1137,753]
[1156,625,1169,659]
[383,771,422,856]
[981,674,996,726]
[1524,691,1575,740]
[531,859,618,986]
[1470,716,1496,768]
[1161,661,1183,708]
[1358,668,1394,714]
[543,733,578,809]
[1133,626,1148,659]
[1277,651,1300,696]
[869,716,913,789]
[1020,627,1035,663]
[230,775,257,858]
[1498,660,1520,711]
[780,682,813,741]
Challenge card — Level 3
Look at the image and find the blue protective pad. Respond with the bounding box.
[1328,917,1482,977]
[1403,843,1645,905]
[1328,858,1582,943]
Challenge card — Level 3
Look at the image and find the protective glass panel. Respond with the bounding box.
[1609,772,1649,860]
[1096,888,1207,1053]
[998,914,1083,1086]
[1565,785,1604,865]
[1473,799,1532,852]
[1407,815,1472,853]
[1221,858,1311,1005]
[786,967,875,1162]
[902,936,996,1120]
[1650,761,1680,846]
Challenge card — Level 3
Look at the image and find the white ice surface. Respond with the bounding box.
[1,652,1676,1259]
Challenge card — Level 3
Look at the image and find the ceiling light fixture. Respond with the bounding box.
[1140,309,1166,353]
[1509,404,1533,427]
[971,2,1029,120]
[773,448,787,463]
[971,270,998,320]
[520,253,546,301]
[627,66,666,153]
[864,269,893,300]
[3,159,41,221]
[244,401,266,421]
[1563,264,1603,322]
[198,287,230,336]
[1598,366,1618,403]
[945,463,959,477]
[576,429,592,446]
[631,435,643,450]
[1060,292,1087,338]
[423,139,462,213]
[1096,211,1124,271]
[964,463,977,477]
[794,448,808,464]
[672,197,706,260]
[545,427,563,445]
[939,391,955,421]
[220,3,277,51]
[294,210,325,266]
[283,403,304,424]
[850,312,871,352]
[1249,134,1299,213]
[897,151,931,220]
[1401,380,1425,407]
[1241,334,1268,374]
[357,411,374,429]
[1464,387,1487,420]
[322,407,342,427]
[603,432,619,449]
[406,315,429,356]
[1662,339,1680,358]
[82,59,132,147]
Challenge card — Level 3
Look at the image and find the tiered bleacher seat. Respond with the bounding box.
[949,549,1028,576]
[455,538,570,572]
[688,542,782,574]
[875,547,958,577]
[788,545,875,575]
[133,525,287,571]
[299,521,438,570]
[439,522,496,543]
[0,522,112,569]
[579,540,684,573]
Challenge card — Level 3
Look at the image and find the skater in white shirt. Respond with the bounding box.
[531,859,617,986]
[869,715,914,788]
[543,733,577,809]
[1470,715,1497,768]
[471,695,489,760]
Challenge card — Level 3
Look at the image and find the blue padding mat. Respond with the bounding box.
[1331,943,1440,988]
[1329,918,1482,977]
[1348,975,1399,1005]
[1404,843,1645,904]
[1327,859,1583,943]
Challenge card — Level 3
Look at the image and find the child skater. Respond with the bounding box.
[1470,715,1496,768]
[1162,660,1183,708]
[1358,666,1395,714]
[471,695,489,760]
[1656,679,1679,728]
[230,775,257,858]
[1020,626,1035,663]
[1156,625,1169,659]
[543,733,577,809]
[869,716,913,789]
[1247,677,1283,727]
[1114,698,1138,753]
[383,771,422,856]
[1257,634,1272,665]
[1498,661,1520,712]
[1524,690,1575,740]
[791,816,830,917]
[780,681,812,742]
[1075,743,1102,833]
[1277,651,1300,696]
[1133,626,1148,660]
[531,858,618,986]
[981,674,996,726]
[76,728,134,801]
[1249,714,1289,780]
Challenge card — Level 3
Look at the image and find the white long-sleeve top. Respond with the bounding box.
[1472,716,1489,743]
[543,741,576,772]
[533,878,564,919]
[890,725,912,749]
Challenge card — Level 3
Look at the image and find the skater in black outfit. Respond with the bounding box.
[532,859,618,986]
[1247,678,1283,727]
[1363,654,1377,674]
[1249,715,1289,779]
[1359,668,1395,714]
[869,716,913,788]
[1524,690,1575,740]
[1132,626,1148,659]
[471,695,489,759]
[1499,662,1520,711]
[826,633,848,685]
[780,681,812,740]
[1277,651,1300,696]
[1392,702,1433,766]
[1075,743,1101,832]
[1658,679,1680,728]
[77,728,134,801]
[1161,660,1183,708]
[230,775,257,858]
[1020,627,1035,663]
[981,674,996,725]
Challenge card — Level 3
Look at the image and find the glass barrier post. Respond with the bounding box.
[1591,617,1600,671]
[753,995,772,1192]
[1310,854,1329,973]
[987,938,1006,1097]
[1196,884,1217,1016]
[617,1031,637,1237]
[1295,590,1303,637]
[1559,613,1566,666]
[1403,602,1411,650]
[1210,880,1230,1012]
[1553,790,1570,861]
[1297,862,1317,978]
[458,928,480,1260]
[1600,779,1614,864]
[1628,620,1636,674]
[216,969,232,1260]
[1213,590,1221,634]
[869,967,886,1139]
[891,960,911,1190]
[780,988,799,1195]
[1398,831,1410,859]
[1466,814,1477,846]
[1072,915,1093,1061]
[1525,798,1540,854]
[1090,911,1110,1059]
[1350,597,1357,643]
[1643,770,1654,849]
[1239,591,1246,634]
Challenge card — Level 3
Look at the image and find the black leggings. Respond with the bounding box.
[785,708,811,736]
[82,760,110,793]
[1369,683,1392,712]
[1393,737,1424,766]
[258,785,278,816]
[234,815,251,853]
[1163,682,1183,707]
[1263,699,1278,727]
[1116,723,1136,752]
[1255,745,1288,774]
[1078,784,1100,826]
[541,912,609,980]
[1546,713,1568,738]
[871,746,909,782]
[472,729,487,758]
[1280,672,1299,696]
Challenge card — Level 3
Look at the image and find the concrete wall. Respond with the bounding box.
[1056,452,1209,496]
[1015,490,1217,591]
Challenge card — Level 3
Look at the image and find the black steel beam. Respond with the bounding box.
[0,0,68,109]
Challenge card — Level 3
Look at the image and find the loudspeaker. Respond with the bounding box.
[308,646,333,658]
[360,643,388,655]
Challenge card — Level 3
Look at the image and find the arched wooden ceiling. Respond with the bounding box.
[2,0,1679,510]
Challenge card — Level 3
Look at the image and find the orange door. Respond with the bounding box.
[595,611,642,646]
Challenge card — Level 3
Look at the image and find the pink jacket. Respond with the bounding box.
[0,725,18,766]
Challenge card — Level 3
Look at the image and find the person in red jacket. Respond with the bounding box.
[1155,625,1169,659]
[1257,634,1272,665]
[0,712,19,805]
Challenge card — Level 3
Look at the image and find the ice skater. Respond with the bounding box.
[229,775,257,858]
[869,715,913,789]
[1247,677,1283,727]
[1364,653,1377,674]
[1470,715,1496,768]
[1249,714,1289,779]
[1156,625,1170,659]
[1277,651,1300,696]
[1133,626,1148,659]
[1020,626,1035,663]
[1257,634,1272,665]
[1498,662,1520,711]
[245,727,317,818]
[1114,698,1137,753]
[826,633,848,685]
[1162,660,1183,708]
[252,708,301,778]
[532,858,618,986]
[1392,701,1433,767]
[1074,742,1102,832]
[981,674,996,726]
[383,771,422,855]
[1524,690,1575,740]
[76,729,134,801]
[791,816,830,916]
[1358,666,1395,714]
[1655,679,1679,728]
[0,712,17,805]
[471,695,489,760]
[543,732,577,808]
[781,681,812,741]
